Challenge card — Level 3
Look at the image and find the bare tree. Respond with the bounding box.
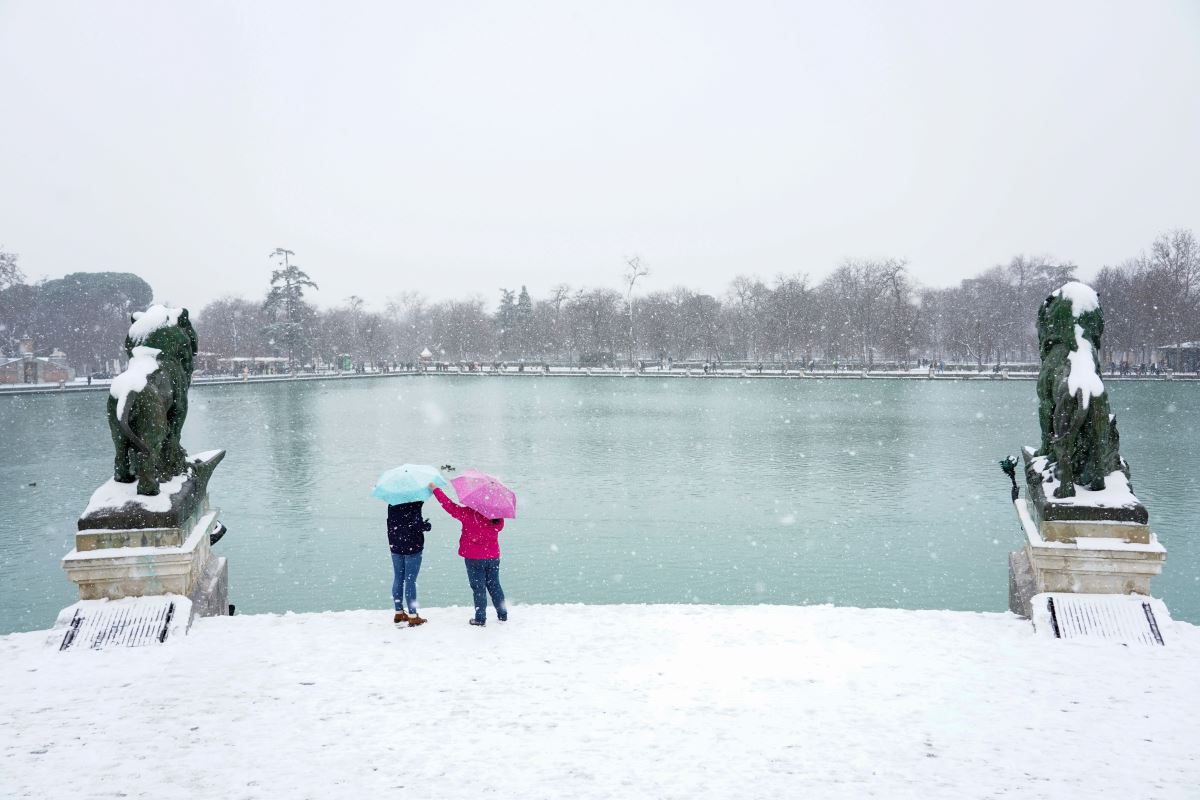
[622,255,649,366]
[768,273,813,363]
[726,275,769,360]
[824,259,908,368]
[918,288,948,364]
[426,297,491,361]
[1151,229,1200,366]
[568,287,622,361]
[385,291,430,359]
[547,284,572,359]
[195,297,269,361]
[882,267,921,365]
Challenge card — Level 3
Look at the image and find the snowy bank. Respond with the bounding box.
[2,604,1198,799]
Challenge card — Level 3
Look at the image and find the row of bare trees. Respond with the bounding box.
[4,230,1197,372]
[1093,230,1200,367]
[186,230,1198,371]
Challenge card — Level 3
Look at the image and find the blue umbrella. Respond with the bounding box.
[371,464,448,505]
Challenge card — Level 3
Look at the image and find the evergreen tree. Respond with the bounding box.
[497,288,516,356]
[262,248,318,370]
[34,272,153,372]
[516,285,533,356]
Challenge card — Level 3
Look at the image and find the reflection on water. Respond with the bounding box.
[1,376,1197,633]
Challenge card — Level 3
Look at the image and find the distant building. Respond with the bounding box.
[218,356,289,375]
[1156,343,1200,373]
[194,351,223,374]
[0,338,76,385]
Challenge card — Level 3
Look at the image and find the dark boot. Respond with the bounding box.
[469,619,485,627]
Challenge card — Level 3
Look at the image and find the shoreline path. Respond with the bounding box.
[3,365,1198,396]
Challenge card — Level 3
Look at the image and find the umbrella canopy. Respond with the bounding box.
[372,464,448,505]
[450,469,517,519]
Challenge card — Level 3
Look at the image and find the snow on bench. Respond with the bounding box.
[1032,592,1168,646]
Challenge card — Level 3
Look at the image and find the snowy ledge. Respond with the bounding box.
[1024,450,1142,511]
[2,604,1198,798]
[82,474,188,517]
[1014,498,1164,553]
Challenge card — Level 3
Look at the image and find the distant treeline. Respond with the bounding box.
[1,229,1197,374]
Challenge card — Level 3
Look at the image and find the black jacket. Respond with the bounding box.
[387,501,431,555]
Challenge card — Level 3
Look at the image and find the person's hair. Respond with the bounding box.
[491,518,502,525]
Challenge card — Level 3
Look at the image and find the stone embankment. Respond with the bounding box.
[3,366,1197,396]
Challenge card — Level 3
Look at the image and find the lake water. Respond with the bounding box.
[1,375,1197,634]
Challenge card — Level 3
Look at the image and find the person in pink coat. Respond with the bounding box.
[430,484,508,626]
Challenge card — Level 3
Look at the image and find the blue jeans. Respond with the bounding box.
[464,558,506,623]
[391,552,422,613]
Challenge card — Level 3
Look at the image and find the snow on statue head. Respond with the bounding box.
[1033,282,1128,499]
[107,306,198,495]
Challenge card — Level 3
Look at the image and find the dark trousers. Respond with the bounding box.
[464,558,506,623]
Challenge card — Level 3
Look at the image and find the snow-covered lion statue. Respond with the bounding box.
[107,306,198,495]
[1034,282,1127,498]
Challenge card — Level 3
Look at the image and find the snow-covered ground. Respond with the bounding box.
[2,604,1198,799]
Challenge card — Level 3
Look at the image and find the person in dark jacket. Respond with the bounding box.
[388,501,432,626]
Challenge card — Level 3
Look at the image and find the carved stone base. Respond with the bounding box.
[1009,496,1166,607]
[63,504,228,620]
[66,450,229,623]
[1037,518,1151,545]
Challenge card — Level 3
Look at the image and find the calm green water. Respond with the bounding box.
[1,376,1197,634]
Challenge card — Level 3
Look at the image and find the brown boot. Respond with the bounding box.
[394,612,410,624]
[407,614,427,627]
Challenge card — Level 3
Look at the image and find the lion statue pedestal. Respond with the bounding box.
[60,306,231,629]
[1008,282,1166,618]
[64,450,229,618]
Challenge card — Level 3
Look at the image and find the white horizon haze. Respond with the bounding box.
[1,1,1198,310]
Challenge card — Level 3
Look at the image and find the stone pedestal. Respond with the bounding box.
[1008,495,1166,618]
[1008,447,1166,618]
[62,450,229,621]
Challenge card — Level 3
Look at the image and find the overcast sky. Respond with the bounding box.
[2,1,1198,310]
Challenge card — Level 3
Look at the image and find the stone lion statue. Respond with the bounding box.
[107,306,198,495]
[1034,283,1126,498]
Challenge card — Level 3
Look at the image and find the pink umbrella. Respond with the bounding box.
[450,469,517,519]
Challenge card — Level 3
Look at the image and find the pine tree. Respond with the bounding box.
[497,288,516,357]
[262,248,319,371]
[516,286,533,357]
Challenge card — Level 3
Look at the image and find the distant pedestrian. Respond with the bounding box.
[387,501,432,626]
[430,483,508,626]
